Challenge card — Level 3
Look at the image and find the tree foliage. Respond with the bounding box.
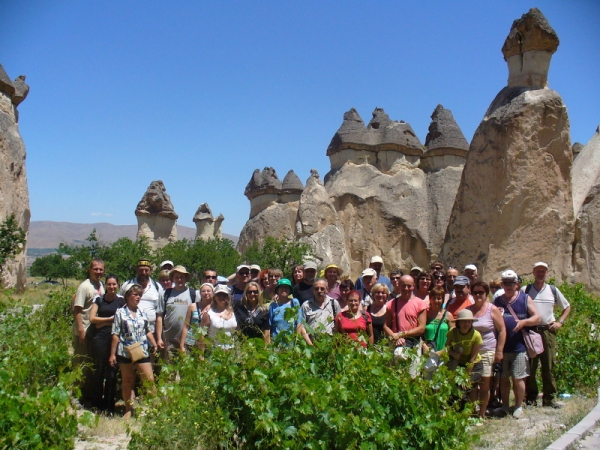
[241,237,313,279]
[29,253,78,286]
[0,214,26,274]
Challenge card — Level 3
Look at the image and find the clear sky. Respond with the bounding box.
[2,1,599,237]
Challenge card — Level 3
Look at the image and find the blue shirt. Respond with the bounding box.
[269,298,300,338]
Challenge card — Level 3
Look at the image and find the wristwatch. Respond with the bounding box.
[558,319,564,324]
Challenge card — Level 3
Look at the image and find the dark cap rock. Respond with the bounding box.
[193,203,214,222]
[327,107,423,157]
[424,105,469,152]
[244,167,282,200]
[502,8,559,60]
[135,180,178,219]
[0,64,15,97]
[281,170,304,194]
[11,75,29,106]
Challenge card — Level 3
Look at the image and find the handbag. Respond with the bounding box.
[124,341,146,362]
[503,297,544,358]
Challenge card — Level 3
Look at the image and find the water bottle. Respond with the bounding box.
[558,393,571,399]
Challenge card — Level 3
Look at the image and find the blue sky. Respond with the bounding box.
[2,1,599,237]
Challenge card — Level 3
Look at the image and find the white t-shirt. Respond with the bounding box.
[522,284,570,325]
[121,278,163,328]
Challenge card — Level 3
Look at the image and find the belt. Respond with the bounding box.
[535,325,550,331]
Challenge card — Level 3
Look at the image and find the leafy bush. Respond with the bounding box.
[0,289,91,448]
[554,282,600,395]
[241,237,313,279]
[130,331,474,449]
[0,214,26,274]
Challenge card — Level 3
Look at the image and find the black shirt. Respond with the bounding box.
[233,300,270,339]
[293,282,314,305]
[93,294,126,339]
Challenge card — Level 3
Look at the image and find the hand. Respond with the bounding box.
[512,320,523,332]
[109,355,117,367]
[549,321,562,331]
[156,338,164,349]
[494,350,504,362]
[179,346,186,354]
[395,337,406,347]
[78,329,86,344]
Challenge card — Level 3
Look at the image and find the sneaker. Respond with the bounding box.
[512,406,524,419]
[543,400,563,409]
[525,399,538,407]
[491,407,508,418]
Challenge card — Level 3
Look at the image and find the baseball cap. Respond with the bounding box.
[214,284,231,296]
[362,268,377,278]
[250,264,261,271]
[533,262,549,270]
[501,269,518,281]
[236,264,251,273]
[453,275,470,286]
[370,256,383,264]
[410,266,423,272]
[160,260,174,268]
[464,264,478,273]
[304,261,318,271]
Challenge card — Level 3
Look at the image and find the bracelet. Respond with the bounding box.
[558,319,564,324]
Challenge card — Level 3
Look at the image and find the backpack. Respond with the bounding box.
[163,287,196,304]
[525,283,557,303]
[125,277,160,293]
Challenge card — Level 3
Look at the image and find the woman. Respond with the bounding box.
[234,281,270,344]
[291,264,304,287]
[366,283,391,344]
[442,309,484,403]
[258,269,270,292]
[109,284,156,418]
[414,271,433,304]
[158,269,172,290]
[337,279,355,311]
[180,282,214,351]
[468,281,506,419]
[263,268,283,302]
[324,264,342,301]
[432,270,451,304]
[199,284,238,352]
[88,274,125,414]
[269,278,300,339]
[334,290,374,347]
[422,286,449,353]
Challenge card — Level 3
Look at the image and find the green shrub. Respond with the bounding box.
[130,331,475,450]
[0,289,91,449]
[554,282,600,395]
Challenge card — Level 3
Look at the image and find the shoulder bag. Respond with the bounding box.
[503,295,544,358]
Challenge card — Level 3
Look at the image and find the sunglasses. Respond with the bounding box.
[239,272,251,276]
[434,275,445,280]
[313,287,326,291]
[247,290,259,294]
[205,275,217,279]
[502,281,516,286]
[391,276,402,281]
[473,290,487,295]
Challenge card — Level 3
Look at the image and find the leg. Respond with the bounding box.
[540,329,558,405]
[513,377,526,408]
[89,337,105,409]
[525,354,539,403]
[119,363,136,416]
[479,377,491,418]
[500,377,511,409]
[135,362,156,396]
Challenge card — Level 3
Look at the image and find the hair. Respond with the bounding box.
[268,268,283,278]
[199,282,215,292]
[430,260,444,271]
[105,274,119,285]
[472,280,490,296]
[313,278,327,287]
[371,282,390,295]
[489,278,502,290]
[125,283,143,299]
[339,279,355,290]
[416,271,432,287]
[429,286,446,300]
[390,269,404,278]
[258,269,270,289]
[347,290,361,301]
[158,269,171,281]
[89,258,104,269]
[291,264,304,285]
[203,268,217,275]
[242,281,266,311]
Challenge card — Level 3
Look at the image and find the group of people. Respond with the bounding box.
[72,256,571,422]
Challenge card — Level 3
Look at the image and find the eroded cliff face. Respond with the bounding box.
[0,65,30,289]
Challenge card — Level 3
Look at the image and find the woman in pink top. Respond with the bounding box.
[334,290,374,347]
[414,271,433,305]
[468,281,506,419]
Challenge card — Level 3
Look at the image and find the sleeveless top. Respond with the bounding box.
[471,303,496,352]
[423,311,449,351]
[493,291,528,353]
[207,309,238,349]
[367,305,387,344]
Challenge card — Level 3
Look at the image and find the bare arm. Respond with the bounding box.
[155,314,164,349]
[491,305,506,362]
[109,334,119,366]
[263,329,271,345]
[367,322,374,345]
[513,295,541,331]
[89,303,113,328]
[550,305,571,331]
[73,306,85,344]
[296,323,313,346]
[179,304,195,352]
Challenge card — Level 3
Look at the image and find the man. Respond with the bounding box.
[386,275,427,350]
[358,268,378,308]
[231,265,251,301]
[493,270,541,419]
[446,276,474,318]
[409,266,422,281]
[250,264,261,283]
[297,278,341,345]
[430,260,444,273]
[389,269,404,299]
[355,256,393,291]
[203,268,219,287]
[160,260,174,271]
[464,264,478,284]
[524,262,571,408]
[446,267,459,297]
[293,261,317,304]
[73,259,105,402]
[156,265,196,358]
[121,259,163,335]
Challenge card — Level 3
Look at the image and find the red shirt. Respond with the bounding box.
[386,296,427,333]
[335,311,372,347]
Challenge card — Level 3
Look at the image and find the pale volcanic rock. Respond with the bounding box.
[502,8,559,89]
[0,65,30,289]
[11,76,29,108]
[296,170,350,273]
[135,180,178,249]
[572,126,600,217]
[193,203,224,240]
[573,175,600,293]
[572,142,583,159]
[441,86,573,279]
[237,202,299,253]
[327,108,423,172]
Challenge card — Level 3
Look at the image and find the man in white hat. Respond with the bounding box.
[524,262,571,408]
[355,256,393,291]
[160,260,174,271]
[463,264,478,284]
[231,264,252,301]
[293,261,318,305]
[358,268,378,308]
[492,269,541,419]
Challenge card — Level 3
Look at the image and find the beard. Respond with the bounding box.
[137,273,149,284]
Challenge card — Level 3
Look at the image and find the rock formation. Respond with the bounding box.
[572,126,600,217]
[0,64,30,289]
[441,8,574,280]
[193,203,224,240]
[135,180,178,249]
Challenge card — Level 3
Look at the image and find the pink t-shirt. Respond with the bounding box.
[387,296,427,333]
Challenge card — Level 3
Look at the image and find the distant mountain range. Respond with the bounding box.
[27,221,238,250]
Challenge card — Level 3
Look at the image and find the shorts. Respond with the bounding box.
[469,361,484,383]
[116,355,151,365]
[480,350,496,377]
[500,352,529,379]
